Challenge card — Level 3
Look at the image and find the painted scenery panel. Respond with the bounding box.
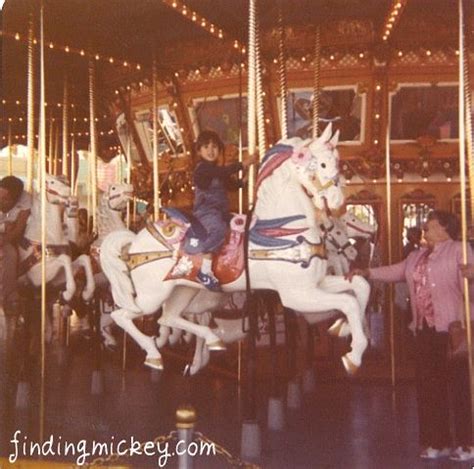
[287,88,363,142]
[390,85,458,140]
[193,96,248,147]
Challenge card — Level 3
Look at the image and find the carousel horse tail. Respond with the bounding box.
[99,230,141,314]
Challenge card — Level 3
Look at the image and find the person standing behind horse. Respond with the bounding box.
[0,176,32,315]
[188,130,256,291]
[347,210,474,461]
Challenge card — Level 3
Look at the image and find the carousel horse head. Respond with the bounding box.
[301,123,343,211]
[45,174,71,205]
[106,182,134,211]
[258,123,343,213]
[340,211,377,239]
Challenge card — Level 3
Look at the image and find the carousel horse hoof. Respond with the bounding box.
[206,339,226,351]
[341,354,359,376]
[144,357,164,370]
[327,318,346,337]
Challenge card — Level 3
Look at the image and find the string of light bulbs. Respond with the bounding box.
[0,29,143,70]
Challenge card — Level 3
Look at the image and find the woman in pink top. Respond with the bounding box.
[348,210,474,461]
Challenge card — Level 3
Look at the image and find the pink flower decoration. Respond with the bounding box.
[291,146,312,166]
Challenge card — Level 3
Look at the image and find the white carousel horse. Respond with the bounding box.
[90,183,133,347]
[100,123,370,374]
[324,217,358,275]
[18,174,95,303]
[340,211,377,239]
[180,213,377,375]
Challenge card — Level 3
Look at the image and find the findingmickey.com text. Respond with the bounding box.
[9,430,216,467]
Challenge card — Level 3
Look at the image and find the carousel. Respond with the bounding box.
[0,0,473,467]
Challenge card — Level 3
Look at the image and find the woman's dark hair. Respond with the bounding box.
[426,210,460,240]
[0,175,24,204]
[195,130,225,154]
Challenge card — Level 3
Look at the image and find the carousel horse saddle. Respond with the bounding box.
[162,209,248,286]
[162,207,209,253]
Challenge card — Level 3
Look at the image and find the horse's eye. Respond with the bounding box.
[111,186,116,190]
[321,163,326,169]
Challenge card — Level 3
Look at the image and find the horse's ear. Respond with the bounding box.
[330,129,340,147]
[319,122,333,143]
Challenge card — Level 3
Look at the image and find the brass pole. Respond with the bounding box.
[48,114,54,174]
[89,59,98,233]
[312,26,321,139]
[255,11,266,158]
[458,0,474,439]
[7,123,12,176]
[152,59,160,220]
[26,15,35,193]
[384,80,396,387]
[53,122,59,175]
[38,2,47,444]
[70,112,76,195]
[277,8,289,140]
[62,76,69,177]
[247,0,257,207]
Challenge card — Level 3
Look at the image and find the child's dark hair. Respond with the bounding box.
[195,130,225,154]
[0,176,24,203]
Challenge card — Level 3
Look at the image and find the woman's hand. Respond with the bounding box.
[460,263,474,280]
[345,268,370,282]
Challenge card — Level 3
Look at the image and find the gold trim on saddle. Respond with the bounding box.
[146,220,175,250]
[120,242,172,271]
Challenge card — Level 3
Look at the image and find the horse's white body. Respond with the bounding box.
[18,175,95,302]
[101,124,370,374]
[91,183,133,347]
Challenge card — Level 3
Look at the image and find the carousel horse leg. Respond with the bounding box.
[73,255,96,301]
[279,285,367,375]
[99,297,117,350]
[54,254,77,302]
[159,287,225,351]
[168,327,182,346]
[322,275,370,338]
[155,323,171,348]
[111,307,163,370]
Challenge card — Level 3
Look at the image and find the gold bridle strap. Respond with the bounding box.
[119,242,172,271]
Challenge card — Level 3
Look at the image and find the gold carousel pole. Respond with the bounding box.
[255,12,266,158]
[7,123,13,176]
[152,57,160,221]
[278,8,289,140]
[53,122,59,175]
[48,113,54,174]
[62,75,69,178]
[312,25,321,139]
[458,0,474,438]
[247,0,257,207]
[26,14,35,193]
[38,1,47,444]
[384,79,396,386]
[70,113,76,195]
[89,59,98,234]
